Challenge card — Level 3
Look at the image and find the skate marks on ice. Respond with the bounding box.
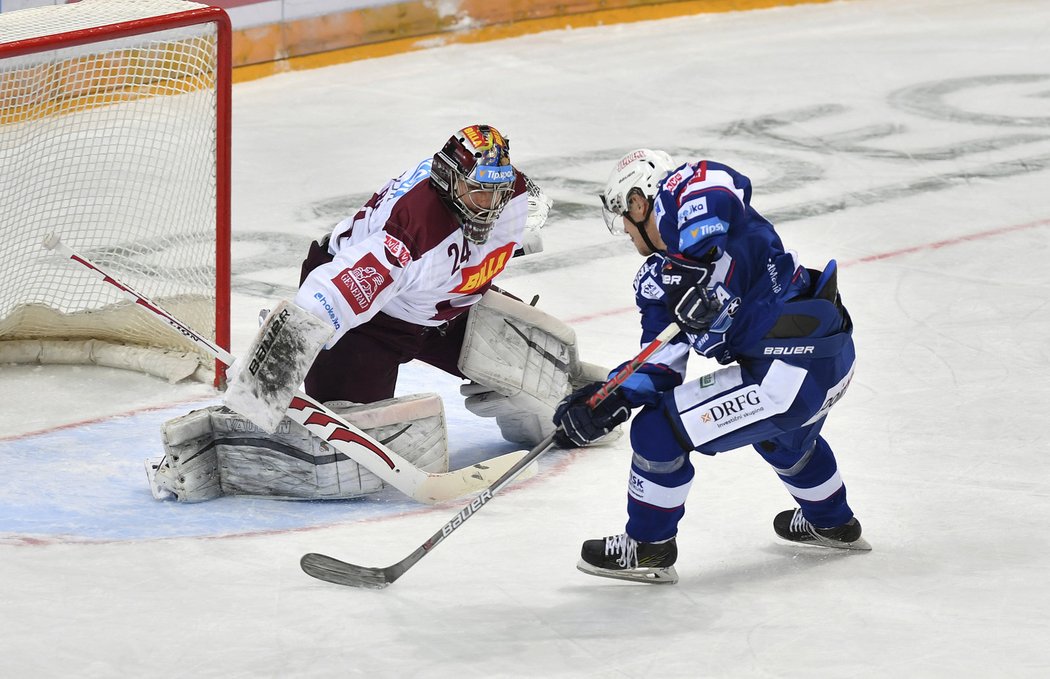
[511,73,1050,274]
[60,73,1050,303]
[43,73,1045,302]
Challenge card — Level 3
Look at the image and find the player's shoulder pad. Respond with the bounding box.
[656,161,744,257]
[633,254,666,301]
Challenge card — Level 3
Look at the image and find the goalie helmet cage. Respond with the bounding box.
[0,0,231,385]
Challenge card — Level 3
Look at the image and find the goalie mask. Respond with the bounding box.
[600,149,676,235]
[431,124,516,244]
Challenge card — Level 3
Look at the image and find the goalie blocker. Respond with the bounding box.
[223,300,333,434]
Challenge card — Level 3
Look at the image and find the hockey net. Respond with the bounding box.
[0,0,231,384]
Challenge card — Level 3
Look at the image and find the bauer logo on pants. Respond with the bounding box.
[332,252,392,314]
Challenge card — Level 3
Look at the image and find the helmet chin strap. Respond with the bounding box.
[627,200,663,254]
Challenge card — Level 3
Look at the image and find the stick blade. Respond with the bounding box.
[300,553,393,589]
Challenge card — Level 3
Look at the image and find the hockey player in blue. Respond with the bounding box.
[553,149,869,584]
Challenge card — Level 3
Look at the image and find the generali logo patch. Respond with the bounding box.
[332,252,392,314]
[451,242,516,294]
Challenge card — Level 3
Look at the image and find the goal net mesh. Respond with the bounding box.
[0,0,227,382]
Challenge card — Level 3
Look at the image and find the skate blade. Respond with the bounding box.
[826,536,872,551]
[576,559,679,585]
[779,535,872,551]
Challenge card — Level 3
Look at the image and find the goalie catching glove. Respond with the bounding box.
[552,382,632,448]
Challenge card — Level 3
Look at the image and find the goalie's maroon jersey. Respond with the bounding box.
[293,158,528,403]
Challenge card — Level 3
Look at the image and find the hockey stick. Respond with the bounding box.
[42,234,533,504]
[300,321,683,589]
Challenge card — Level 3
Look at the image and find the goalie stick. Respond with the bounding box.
[300,321,684,589]
[42,234,532,504]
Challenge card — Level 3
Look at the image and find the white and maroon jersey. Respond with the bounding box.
[294,157,528,347]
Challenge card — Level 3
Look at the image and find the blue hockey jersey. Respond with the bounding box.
[614,161,850,409]
[656,160,812,361]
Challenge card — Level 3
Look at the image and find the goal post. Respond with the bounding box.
[0,0,231,385]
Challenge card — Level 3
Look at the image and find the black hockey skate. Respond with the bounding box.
[773,508,871,551]
[577,533,679,584]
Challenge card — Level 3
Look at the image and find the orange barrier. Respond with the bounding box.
[231,0,838,81]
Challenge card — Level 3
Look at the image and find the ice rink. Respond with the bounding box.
[2,0,1049,676]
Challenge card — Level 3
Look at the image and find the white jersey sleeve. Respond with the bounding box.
[294,228,409,347]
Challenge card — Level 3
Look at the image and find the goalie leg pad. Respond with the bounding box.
[458,290,579,402]
[326,394,449,475]
[154,394,449,502]
[154,408,225,502]
[458,291,614,446]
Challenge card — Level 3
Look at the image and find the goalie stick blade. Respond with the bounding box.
[415,450,536,503]
[300,553,394,589]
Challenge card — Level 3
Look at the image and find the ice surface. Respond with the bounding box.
[2,0,1049,676]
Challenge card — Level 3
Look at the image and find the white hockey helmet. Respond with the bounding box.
[600,149,676,234]
[431,124,516,244]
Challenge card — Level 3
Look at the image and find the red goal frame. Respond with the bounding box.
[0,5,232,384]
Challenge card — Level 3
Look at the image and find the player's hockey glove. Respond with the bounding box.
[662,257,720,334]
[552,382,631,448]
[671,284,722,334]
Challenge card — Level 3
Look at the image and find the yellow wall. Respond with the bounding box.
[232,0,839,83]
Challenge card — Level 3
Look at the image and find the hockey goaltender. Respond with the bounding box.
[148,124,611,503]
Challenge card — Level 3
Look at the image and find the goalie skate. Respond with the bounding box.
[144,456,174,501]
